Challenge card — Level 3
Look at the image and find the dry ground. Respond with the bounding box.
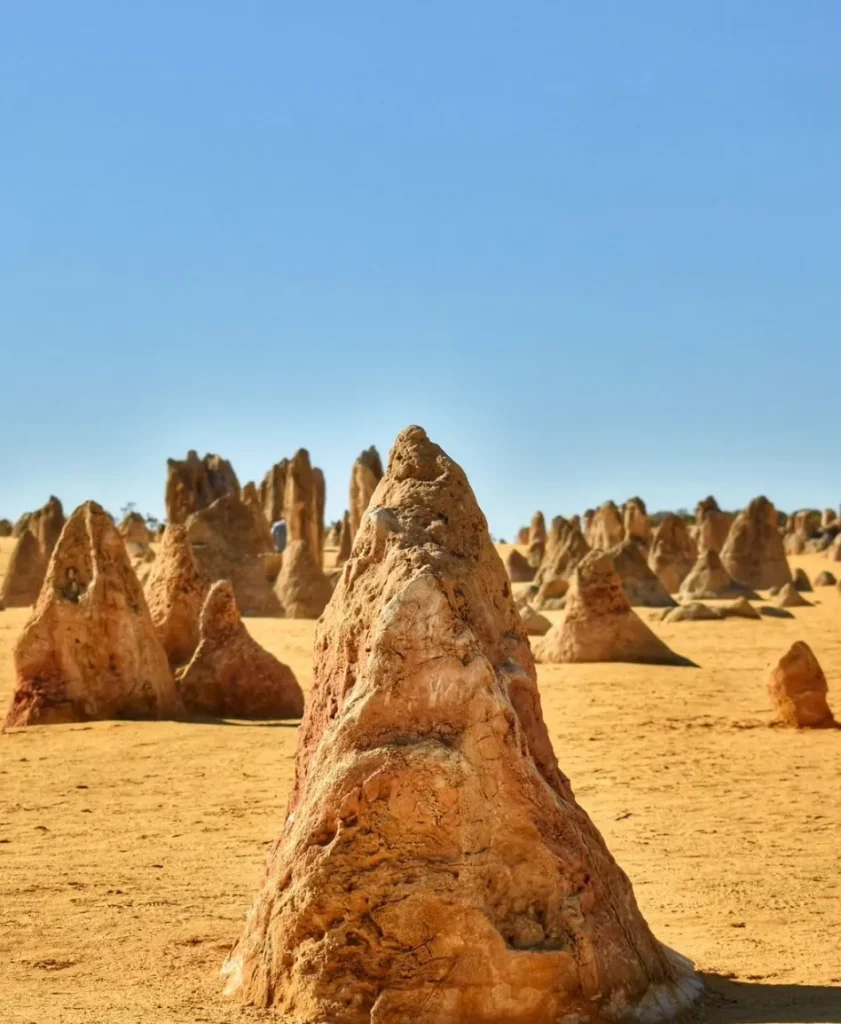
[1,539,839,1023]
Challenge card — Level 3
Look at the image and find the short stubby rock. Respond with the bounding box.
[768,641,835,728]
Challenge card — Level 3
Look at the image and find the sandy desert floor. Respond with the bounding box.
[1,539,840,1023]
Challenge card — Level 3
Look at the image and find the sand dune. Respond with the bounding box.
[0,538,839,1022]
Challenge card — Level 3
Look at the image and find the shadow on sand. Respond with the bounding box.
[700,973,841,1023]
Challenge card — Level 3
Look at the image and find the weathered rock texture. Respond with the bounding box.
[678,550,759,601]
[0,518,12,537]
[526,511,547,568]
[718,597,761,620]
[223,425,700,1022]
[534,552,694,666]
[695,497,734,555]
[534,517,589,589]
[260,459,289,525]
[532,576,569,611]
[285,449,324,568]
[274,540,333,619]
[186,495,281,617]
[519,606,552,636]
[349,445,384,541]
[144,525,210,667]
[118,511,152,555]
[648,515,697,594]
[720,496,792,591]
[623,497,650,547]
[336,511,352,565]
[5,502,179,727]
[586,500,625,550]
[0,496,65,608]
[774,583,812,609]
[768,642,835,728]
[176,581,303,719]
[165,451,240,526]
[814,571,837,587]
[241,481,275,552]
[605,538,676,608]
[505,549,535,583]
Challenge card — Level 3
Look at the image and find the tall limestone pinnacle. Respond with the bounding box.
[223,425,701,1023]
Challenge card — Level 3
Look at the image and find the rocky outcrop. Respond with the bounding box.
[605,538,676,607]
[648,515,697,593]
[535,552,694,666]
[285,449,324,568]
[768,642,835,728]
[118,511,152,555]
[260,459,289,525]
[695,497,733,554]
[5,502,179,727]
[623,497,649,547]
[534,517,589,589]
[586,500,625,550]
[241,481,275,552]
[718,597,761,620]
[678,550,759,601]
[519,606,552,636]
[505,549,535,583]
[774,583,812,609]
[176,581,303,719]
[0,530,46,608]
[662,603,722,623]
[186,495,282,617]
[0,518,12,537]
[814,571,837,587]
[527,511,547,568]
[336,511,352,565]
[720,496,792,590]
[144,525,210,668]
[274,540,333,619]
[349,446,384,540]
[792,568,813,592]
[165,451,240,526]
[223,425,701,1022]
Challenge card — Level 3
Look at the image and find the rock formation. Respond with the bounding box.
[176,581,303,719]
[260,458,289,525]
[662,602,722,623]
[0,530,46,607]
[336,511,352,565]
[774,583,812,608]
[285,448,324,568]
[505,549,534,583]
[828,534,841,562]
[274,539,333,619]
[118,511,152,555]
[784,510,820,555]
[720,496,792,591]
[5,502,179,727]
[0,496,66,607]
[0,518,12,537]
[532,575,569,611]
[694,497,734,554]
[533,516,589,589]
[241,481,275,552]
[821,509,837,529]
[623,496,650,547]
[648,515,697,593]
[519,606,552,636]
[516,526,529,545]
[718,597,761,620]
[527,511,547,568]
[165,451,240,526]
[605,538,676,607]
[314,467,326,560]
[326,521,342,548]
[535,552,694,666]
[792,567,813,592]
[814,570,837,587]
[768,642,835,728]
[349,445,384,540]
[760,606,793,619]
[223,425,701,1021]
[144,525,210,667]
[678,550,759,601]
[586,500,625,550]
[186,495,282,617]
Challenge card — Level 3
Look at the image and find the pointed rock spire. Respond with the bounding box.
[223,426,700,1021]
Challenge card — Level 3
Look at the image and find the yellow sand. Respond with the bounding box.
[0,538,839,1022]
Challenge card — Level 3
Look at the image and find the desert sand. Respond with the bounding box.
[1,538,839,1022]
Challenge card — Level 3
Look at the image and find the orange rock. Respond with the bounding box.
[695,496,734,554]
[349,445,384,540]
[586,500,625,550]
[145,525,210,667]
[165,451,240,526]
[535,552,694,666]
[623,496,650,546]
[534,516,589,589]
[259,458,289,524]
[648,514,697,593]
[5,502,179,727]
[118,511,152,555]
[774,583,812,608]
[505,548,534,583]
[0,530,46,608]
[516,526,529,545]
[176,581,303,719]
[527,511,547,567]
[284,449,323,567]
[721,496,792,590]
[336,511,352,565]
[606,537,675,607]
[768,642,835,728]
[679,550,759,601]
[274,540,333,618]
[241,481,275,552]
[223,425,701,1021]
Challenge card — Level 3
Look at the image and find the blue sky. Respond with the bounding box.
[2,2,839,536]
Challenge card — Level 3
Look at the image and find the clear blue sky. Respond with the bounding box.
[2,2,839,536]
